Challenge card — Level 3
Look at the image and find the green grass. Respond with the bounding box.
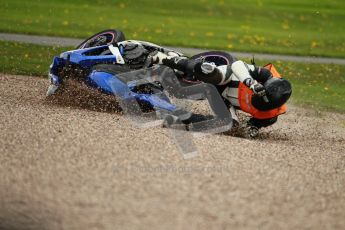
[1,41,344,112]
[263,61,345,113]
[1,0,345,58]
[0,41,71,76]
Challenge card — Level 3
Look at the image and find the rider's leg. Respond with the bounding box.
[152,51,229,85]
[161,56,227,85]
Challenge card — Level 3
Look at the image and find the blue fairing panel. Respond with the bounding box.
[48,45,178,111]
[49,56,65,75]
[61,45,118,68]
[87,71,177,111]
[48,57,65,85]
[87,71,126,95]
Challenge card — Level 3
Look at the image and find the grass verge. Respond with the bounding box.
[0,41,71,76]
[1,0,345,58]
[1,41,344,112]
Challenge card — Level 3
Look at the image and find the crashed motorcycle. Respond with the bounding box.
[47,29,273,137]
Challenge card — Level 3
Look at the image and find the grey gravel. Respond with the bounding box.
[1,74,345,230]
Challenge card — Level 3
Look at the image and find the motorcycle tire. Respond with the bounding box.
[76,29,126,49]
[190,51,237,66]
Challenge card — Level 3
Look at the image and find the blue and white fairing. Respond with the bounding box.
[86,70,177,111]
[47,44,178,112]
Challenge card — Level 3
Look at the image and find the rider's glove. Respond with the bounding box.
[244,78,266,97]
[250,83,266,96]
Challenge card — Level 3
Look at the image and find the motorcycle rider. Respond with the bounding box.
[149,51,292,131]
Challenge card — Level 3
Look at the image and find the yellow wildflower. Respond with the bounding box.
[311,41,318,48]
[205,32,214,37]
[155,29,162,34]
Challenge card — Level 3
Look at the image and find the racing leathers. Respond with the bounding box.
[151,52,280,129]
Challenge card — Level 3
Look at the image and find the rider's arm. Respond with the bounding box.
[250,67,273,84]
[231,60,254,85]
[231,60,273,84]
[231,60,266,96]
